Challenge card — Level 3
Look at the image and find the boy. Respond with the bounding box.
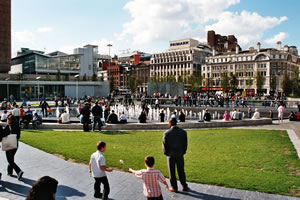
[129,155,169,200]
[89,141,113,199]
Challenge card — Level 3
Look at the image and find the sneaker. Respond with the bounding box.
[169,187,178,193]
[182,186,190,192]
[94,193,102,198]
[17,171,24,181]
[7,173,13,177]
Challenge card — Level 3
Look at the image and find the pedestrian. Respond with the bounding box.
[277,103,285,123]
[0,114,24,180]
[89,141,113,199]
[159,110,165,122]
[129,155,170,200]
[80,103,91,132]
[163,118,189,193]
[41,100,50,117]
[138,111,147,123]
[178,111,185,122]
[247,107,252,118]
[92,101,103,131]
[203,109,211,122]
[26,176,58,200]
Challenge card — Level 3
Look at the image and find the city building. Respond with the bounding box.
[0,0,11,72]
[202,41,300,94]
[150,38,212,85]
[207,30,241,53]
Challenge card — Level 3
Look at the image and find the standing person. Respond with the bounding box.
[277,103,285,123]
[12,105,21,125]
[0,114,24,180]
[89,141,113,199]
[247,107,252,119]
[138,111,147,123]
[162,118,189,193]
[80,103,91,132]
[129,155,170,200]
[92,101,103,132]
[159,110,165,122]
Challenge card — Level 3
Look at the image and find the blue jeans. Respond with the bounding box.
[92,116,102,131]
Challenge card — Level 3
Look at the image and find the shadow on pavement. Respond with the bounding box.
[0,180,31,197]
[55,185,86,199]
[178,189,239,200]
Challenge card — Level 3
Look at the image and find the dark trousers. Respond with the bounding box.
[148,195,163,200]
[42,108,48,117]
[92,116,102,131]
[6,148,21,175]
[94,176,110,200]
[83,117,90,132]
[167,155,187,190]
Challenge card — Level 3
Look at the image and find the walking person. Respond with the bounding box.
[80,103,91,132]
[92,101,103,132]
[163,118,189,193]
[0,114,24,180]
[41,100,50,117]
[277,103,285,123]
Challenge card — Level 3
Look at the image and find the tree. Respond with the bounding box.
[92,73,98,81]
[282,74,293,95]
[256,71,265,96]
[129,74,138,93]
[188,71,203,93]
[221,72,229,92]
[270,75,277,92]
[229,74,238,92]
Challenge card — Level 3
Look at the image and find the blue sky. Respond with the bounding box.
[12,0,300,57]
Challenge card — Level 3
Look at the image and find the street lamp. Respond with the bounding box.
[36,77,41,102]
[5,78,10,100]
[74,74,80,100]
[107,44,112,85]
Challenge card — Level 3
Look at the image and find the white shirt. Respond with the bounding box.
[12,108,20,117]
[252,111,260,119]
[1,113,8,121]
[61,113,70,123]
[120,114,127,121]
[90,151,106,178]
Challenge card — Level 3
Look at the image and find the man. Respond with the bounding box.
[60,110,70,124]
[80,103,91,132]
[32,113,43,129]
[203,109,211,122]
[12,105,21,125]
[41,100,50,117]
[106,110,118,124]
[162,118,189,193]
[92,101,103,131]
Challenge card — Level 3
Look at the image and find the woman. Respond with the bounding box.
[26,176,58,200]
[1,114,24,180]
[223,111,230,121]
[252,108,260,120]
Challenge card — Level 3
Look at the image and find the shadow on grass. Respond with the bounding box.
[101,131,130,135]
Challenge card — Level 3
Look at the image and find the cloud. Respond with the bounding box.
[37,27,53,33]
[14,30,34,43]
[264,32,288,46]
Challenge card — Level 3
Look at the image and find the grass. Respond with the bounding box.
[20,129,300,197]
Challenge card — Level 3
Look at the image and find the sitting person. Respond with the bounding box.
[237,109,243,120]
[22,107,33,128]
[223,111,230,121]
[251,108,260,119]
[106,110,119,124]
[1,110,8,122]
[32,113,43,129]
[295,112,300,121]
[203,109,211,122]
[171,112,178,120]
[231,108,238,120]
[288,111,297,121]
[119,112,127,124]
[178,111,185,122]
[138,111,147,123]
[59,110,70,124]
[159,110,165,122]
[269,110,273,119]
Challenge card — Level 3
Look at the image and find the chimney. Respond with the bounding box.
[235,47,239,54]
[277,41,282,50]
[257,42,261,52]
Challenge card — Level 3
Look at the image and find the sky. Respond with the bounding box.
[11,0,300,57]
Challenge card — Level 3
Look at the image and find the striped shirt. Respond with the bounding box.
[134,167,166,198]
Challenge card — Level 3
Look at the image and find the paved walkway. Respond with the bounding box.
[1,122,300,200]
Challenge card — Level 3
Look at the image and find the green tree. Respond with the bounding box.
[129,74,138,93]
[92,73,98,81]
[282,74,293,95]
[256,71,265,96]
[188,71,203,93]
[221,72,229,92]
[270,75,277,92]
[229,74,238,92]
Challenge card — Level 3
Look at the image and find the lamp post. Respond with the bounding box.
[5,78,10,100]
[74,74,80,100]
[36,77,41,102]
[107,44,112,88]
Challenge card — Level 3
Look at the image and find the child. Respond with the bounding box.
[129,155,169,200]
[89,141,113,199]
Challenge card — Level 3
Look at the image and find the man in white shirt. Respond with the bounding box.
[60,111,70,124]
[12,105,21,125]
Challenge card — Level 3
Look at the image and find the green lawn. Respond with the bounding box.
[20,129,300,197]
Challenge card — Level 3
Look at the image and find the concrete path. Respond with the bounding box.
[1,122,300,200]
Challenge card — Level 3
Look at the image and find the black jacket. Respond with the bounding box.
[80,106,91,118]
[0,124,21,142]
[204,112,211,121]
[107,113,118,124]
[163,126,187,157]
[92,105,103,118]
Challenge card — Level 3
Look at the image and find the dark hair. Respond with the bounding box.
[144,155,155,167]
[7,114,17,125]
[169,118,177,126]
[97,141,106,150]
[26,176,58,200]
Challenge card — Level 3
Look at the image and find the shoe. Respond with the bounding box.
[7,173,13,177]
[182,186,190,192]
[0,172,2,180]
[17,171,24,181]
[169,187,178,193]
[94,193,102,198]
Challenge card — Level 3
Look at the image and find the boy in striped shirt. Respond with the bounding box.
[129,155,169,200]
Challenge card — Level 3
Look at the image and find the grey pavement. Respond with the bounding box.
[1,122,300,200]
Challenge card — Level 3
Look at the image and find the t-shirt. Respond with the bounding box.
[61,113,70,123]
[90,151,106,178]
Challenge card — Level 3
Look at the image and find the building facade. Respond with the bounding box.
[202,42,300,94]
[207,30,240,53]
[150,38,211,84]
[0,0,11,73]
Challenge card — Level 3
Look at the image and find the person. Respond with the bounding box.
[277,103,285,123]
[138,111,147,123]
[252,108,260,119]
[92,101,103,131]
[129,155,169,200]
[32,113,43,129]
[231,109,238,120]
[1,110,8,122]
[104,106,110,122]
[159,110,165,122]
[26,176,58,200]
[106,110,118,124]
[223,111,230,121]
[89,141,113,199]
[12,105,21,125]
[295,112,300,121]
[60,110,70,124]
[288,111,297,121]
[248,107,252,118]
[203,109,211,122]
[269,110,273,119]
[155,98,160,109]
[80,103,91,132]
[119,112,127,124]
[162,118,189,192]
[178,111,185,122]
[41,100,50,117]
[0,114,24,180]
[236,109,243,120]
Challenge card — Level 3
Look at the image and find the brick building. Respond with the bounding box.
[0,0,11,72]
[207,30,241,53]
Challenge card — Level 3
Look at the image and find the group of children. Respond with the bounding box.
[89,141,170,200]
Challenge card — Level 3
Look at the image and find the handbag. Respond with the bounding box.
[2,134,18,151]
